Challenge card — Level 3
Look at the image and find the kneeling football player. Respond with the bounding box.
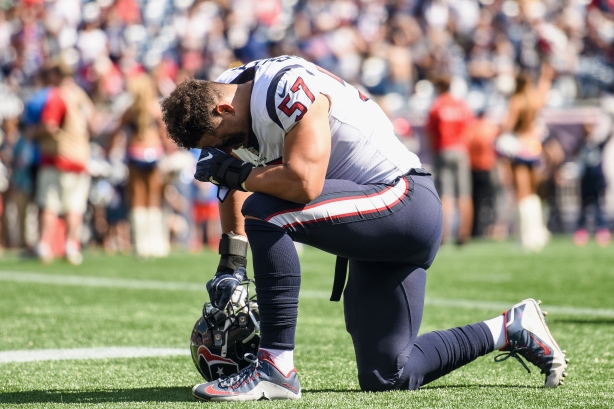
[161,55,567,401]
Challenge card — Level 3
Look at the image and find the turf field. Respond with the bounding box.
[1,238,613,408]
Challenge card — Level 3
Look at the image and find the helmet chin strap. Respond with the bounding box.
[243,308,260,344]
[221,318,231,357]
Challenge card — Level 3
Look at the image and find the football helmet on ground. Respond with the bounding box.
[190,280,260,382]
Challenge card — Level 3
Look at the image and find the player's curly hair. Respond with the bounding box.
[161,78,223,149]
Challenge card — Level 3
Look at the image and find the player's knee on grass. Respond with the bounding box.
[357,370,401,392]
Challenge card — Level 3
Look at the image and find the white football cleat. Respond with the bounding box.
[192,350,301,402]
[495,298,567,387]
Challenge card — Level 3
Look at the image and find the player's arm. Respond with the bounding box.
[219,189,251,236]
[205,189,252,310]
[244,93,331,204]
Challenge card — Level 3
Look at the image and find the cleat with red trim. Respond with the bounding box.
[192,350,301,401]
[494,299,567,388]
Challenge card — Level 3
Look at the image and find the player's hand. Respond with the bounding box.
[206,267,248,309]
[194,147,253,191]
[194,147,227,184]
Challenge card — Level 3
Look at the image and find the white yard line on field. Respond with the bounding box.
[2,271,614,318]
[0,347,189,364]
[0,271,209,291]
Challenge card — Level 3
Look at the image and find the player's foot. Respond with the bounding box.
[495,299,568,387]
[595,228,611,247]
[192,350,301,401]
[573,229,589,247]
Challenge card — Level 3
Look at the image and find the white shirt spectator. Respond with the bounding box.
[77,27,109,65]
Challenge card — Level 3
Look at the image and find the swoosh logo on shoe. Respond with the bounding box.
[198,153,213,163]
[530,334,552,356]
[284,383,298,393]
[204,384,237,396]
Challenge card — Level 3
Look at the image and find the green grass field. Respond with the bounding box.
[1,238,613,408]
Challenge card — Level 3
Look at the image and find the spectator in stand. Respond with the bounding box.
[426,76,474,245]
[497,63,554,252]
[467,110,499,238]
[34,61,95,265]
[109,73,169,257]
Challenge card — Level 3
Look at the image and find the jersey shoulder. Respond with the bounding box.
[216,56,324,135]
[215,60,261,84]
[250,56,324,135]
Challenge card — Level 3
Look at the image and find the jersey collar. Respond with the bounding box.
[229,66,260,154]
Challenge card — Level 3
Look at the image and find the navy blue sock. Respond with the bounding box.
[245,219,300,351]
[403,322,495,389]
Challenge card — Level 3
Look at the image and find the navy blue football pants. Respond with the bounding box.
[242,174,494,391]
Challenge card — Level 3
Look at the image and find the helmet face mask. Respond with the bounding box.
[190,281,260,381]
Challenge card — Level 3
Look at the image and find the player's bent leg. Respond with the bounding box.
[403,298,568,390]
[343,259,496,392]
[192,218,302,402]
[343,260,426,391]
[401,322,494,389]
[344,263,490,391]
[244,218,300,352]
[243,218,301,392]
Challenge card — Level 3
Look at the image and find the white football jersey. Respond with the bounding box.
[216,55,421,185]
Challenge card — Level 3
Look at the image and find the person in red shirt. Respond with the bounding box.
[426,76,474,245]
[34,63,94,265]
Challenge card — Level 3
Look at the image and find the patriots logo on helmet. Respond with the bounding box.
[197,346,239,381]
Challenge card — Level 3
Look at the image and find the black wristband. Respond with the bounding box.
[219,233,248,257]
[210,155,253,191]
[217,255,247,273]
[217,233,248,273]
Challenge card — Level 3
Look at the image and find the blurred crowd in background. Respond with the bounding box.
[0,0,613,263]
